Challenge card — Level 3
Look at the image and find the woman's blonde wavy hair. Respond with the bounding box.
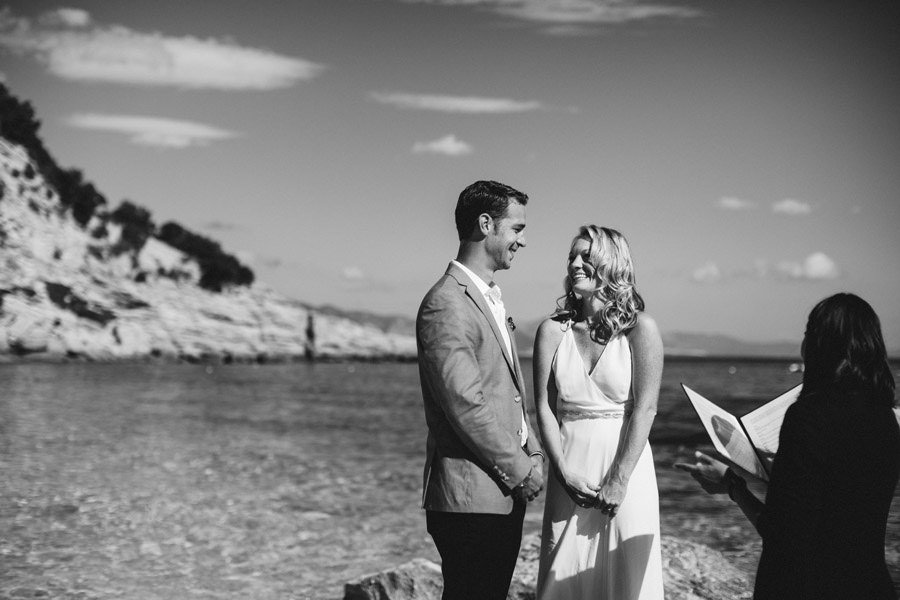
[555,225,645,343]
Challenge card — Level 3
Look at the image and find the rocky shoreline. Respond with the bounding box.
[0,137,417,362]
[344,532,754,600]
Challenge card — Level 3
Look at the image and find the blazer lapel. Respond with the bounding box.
[508,319,526,395]
[446,263,521,390]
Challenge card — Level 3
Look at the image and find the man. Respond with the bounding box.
[417,180,544,600]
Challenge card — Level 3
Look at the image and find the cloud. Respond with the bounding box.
[718,196,815,215]
[394,0,702,27]
[336,265,399,292]
[716,196,757,211]
[413,134,473,156]
[692,254,839,284]
[772,198,812,215]
[371,92,542,113]
[342,266,365,281]
[64,113,239,148]
[0,8,323,90]
[691,261,721,284]
[776,252,840,281]
[38,8,91,28]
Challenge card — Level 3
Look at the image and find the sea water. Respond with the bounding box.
[0,360,897,599]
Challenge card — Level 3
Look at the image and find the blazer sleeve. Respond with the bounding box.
[418,294,533,488]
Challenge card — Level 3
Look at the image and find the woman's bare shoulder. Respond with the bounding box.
[536,315,569,339]
[633,311,659,332]
[534,315,568,352]
[626,312,662,347]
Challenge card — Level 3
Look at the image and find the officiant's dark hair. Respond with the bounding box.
[800,293,895,407]
[455,180,528,240]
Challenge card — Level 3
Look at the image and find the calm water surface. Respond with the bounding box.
[0,360,897,599]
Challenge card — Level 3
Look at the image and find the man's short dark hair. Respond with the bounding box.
[454,180,528,240]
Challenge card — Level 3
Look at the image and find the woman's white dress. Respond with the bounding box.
[537,327,664,600]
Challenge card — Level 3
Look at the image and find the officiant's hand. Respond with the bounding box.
[674,451,729,494]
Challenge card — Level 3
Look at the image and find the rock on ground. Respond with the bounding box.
[344,533,753,600]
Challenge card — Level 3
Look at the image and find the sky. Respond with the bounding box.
[1,0,899,350]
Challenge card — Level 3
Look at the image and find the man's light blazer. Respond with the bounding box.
[417,262,542,514]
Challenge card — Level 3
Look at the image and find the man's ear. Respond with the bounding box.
[478,213,493,235]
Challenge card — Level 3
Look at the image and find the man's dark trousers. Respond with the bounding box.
[426,502,526,600]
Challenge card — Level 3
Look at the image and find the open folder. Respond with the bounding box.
[681,383,802,482]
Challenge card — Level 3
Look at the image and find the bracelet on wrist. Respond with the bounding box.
[516,465,534,489]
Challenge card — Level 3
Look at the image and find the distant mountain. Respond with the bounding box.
[314,309,802,360]
[311,304,415,336]
[661,331,799,359]
[509,316,800,359]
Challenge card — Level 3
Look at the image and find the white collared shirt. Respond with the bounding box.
[451,260,527,446]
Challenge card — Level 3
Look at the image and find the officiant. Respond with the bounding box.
[676,292,899,599]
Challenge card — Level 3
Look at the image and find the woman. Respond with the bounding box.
[677,293,900,599]
[534,225,664,599]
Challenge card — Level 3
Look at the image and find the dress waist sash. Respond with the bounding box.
[557,402,633,421]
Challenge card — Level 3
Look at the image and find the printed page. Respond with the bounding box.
[681,384,768,481]
[741,383,802,475]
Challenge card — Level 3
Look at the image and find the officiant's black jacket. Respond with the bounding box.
[753,389,900,599]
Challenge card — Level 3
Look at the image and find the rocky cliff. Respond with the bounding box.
[0,138,416,361]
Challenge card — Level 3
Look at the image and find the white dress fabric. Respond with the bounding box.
[537,327,664,600]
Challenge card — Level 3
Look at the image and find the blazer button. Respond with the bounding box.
[514,395,521,403]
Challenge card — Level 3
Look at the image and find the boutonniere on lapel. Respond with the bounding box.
[506,316,516,331]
